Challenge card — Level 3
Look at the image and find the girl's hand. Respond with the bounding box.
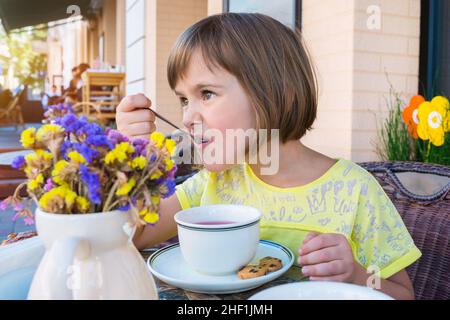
[116,94,156,140]
[298,232,357,283]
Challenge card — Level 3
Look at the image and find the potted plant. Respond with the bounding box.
[376,90,450,166]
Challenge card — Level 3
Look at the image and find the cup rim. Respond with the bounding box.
[35,207,127,220]
[174,204,262,230]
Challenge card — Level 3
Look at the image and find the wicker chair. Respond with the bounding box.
[72,101,115,125]
[359,161,450,300]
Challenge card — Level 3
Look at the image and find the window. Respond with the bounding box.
[419,0,450,98]
[224,0,302,30]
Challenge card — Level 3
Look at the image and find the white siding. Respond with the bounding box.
[125,0,146,96]
[126,80,145,95]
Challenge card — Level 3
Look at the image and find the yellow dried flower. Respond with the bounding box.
[150,132,165,148]
[139,208,159,224]
[24,150,53,171]
[38,185,77,213]
[27,173,44,191]
[20,128,36,148]
[105,142,134,164]
[76,196,90,213]
[129,156,146,170]
[164,158,175,171]
[68,151,87,164]
[52,160,70,185]
[116,178,136,196]
[151,195,160,205]
[36,124,65,142]
[150,170,163,180]
[164,138,176,155]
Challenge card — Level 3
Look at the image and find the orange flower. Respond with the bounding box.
[402,95,425,139]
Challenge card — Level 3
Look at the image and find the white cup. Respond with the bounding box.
[174,204,262,276]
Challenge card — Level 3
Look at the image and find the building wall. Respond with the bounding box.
[87,20,99,66]
[300,0,355,160]
[154,0,207,134]
[116,0,126,67]
[207,0,223,16]
[125,0,146,95]
[98,0,117,65]
[301,0,420,162]
[351,0,421,161]
[123,0,207,134]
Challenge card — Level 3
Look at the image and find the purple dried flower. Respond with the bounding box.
[72,143,100,163]
[61,141,73,156]
[80,165,102,204]
[168,165,177,180]
[86,135,114,149]
[44,179,56,192]
[11,156,26,170]
[77,122,103,137]
[107,129,129,145]
[118,203,131,211]
[13,202,24,211]
[24,216,35,226]
[12,211,20,222]
[0,199,9,211]
[163,179,176,199]
[56,113,84,133]
[132,138,149,157]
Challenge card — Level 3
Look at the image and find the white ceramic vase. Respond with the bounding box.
[28,208,158,300]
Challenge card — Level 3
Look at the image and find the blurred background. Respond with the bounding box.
[0,0,448,161]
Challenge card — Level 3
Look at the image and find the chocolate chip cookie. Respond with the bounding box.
[259,256,283,272]
[237,265,268,279]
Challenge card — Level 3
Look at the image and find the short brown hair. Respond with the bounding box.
[167,13,318,143]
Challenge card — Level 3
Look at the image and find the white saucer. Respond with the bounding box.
[147,240,294,294]
[248,282,394,300]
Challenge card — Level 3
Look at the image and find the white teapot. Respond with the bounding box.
[28,208,158,300]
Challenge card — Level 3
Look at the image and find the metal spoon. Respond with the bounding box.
[148,108,195,141]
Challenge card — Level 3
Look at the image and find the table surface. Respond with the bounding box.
[139,248,307,300]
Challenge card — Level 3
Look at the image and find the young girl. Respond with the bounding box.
[116,13,421,299]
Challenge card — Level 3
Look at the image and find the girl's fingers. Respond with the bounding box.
[133,134,153,140]
[121,121,156,138]
[117,93,152,113]
[303,232,320,245]
[298,232,320,255]
[298,247,341,266]
[301,260,346,277]
[299,234,340,256]
[116,110,155,138]
[309,274,347,282]
[119,109,156,124]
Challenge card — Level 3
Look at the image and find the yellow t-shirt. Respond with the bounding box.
[175,159,421,279]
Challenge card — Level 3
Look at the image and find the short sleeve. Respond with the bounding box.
[175,169,209,210]
[351,175,422,279]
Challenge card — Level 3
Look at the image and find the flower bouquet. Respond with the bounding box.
[1,113,177,225]
[0,112,177,299]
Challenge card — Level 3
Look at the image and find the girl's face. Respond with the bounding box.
[174,50,257,172]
